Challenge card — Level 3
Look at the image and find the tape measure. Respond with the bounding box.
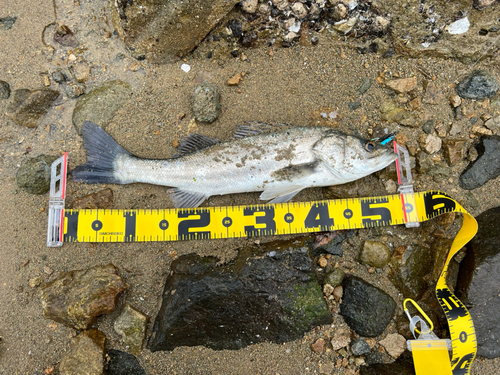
[46,152,478,375]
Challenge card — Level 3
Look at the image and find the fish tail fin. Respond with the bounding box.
[71,121,131,184]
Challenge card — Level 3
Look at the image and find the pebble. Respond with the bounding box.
[484,116,500,132]
[311,338,326,354]
[456,70,500,100]
[311,35,319,45]
[52,69,69,83]
[317,256,328,268]
[408,97,421,111]
[360,241,391,268]
[53,24,79,48]
[418,133,442,154]
[16,155,57,195]
[331,3,348,21]
[333,285,343,301]
[379,333,406,358]
[241,0,258,14]
[324,268,345,287]
[421,119,434,134]
[373,16,390,33]
[73,64,91,83]
[323,283,334,296]
[114,304,148,352]
[357,77,374,95]
[447,17,470,35]
[65,82,85,98]
[29,276,43,288]
[292,2,308,19]
[0,16,17,30]
[0,80,11,99]
[449,122,463,136]
[449,94,462,108]
[443,140,465,165]
[474,0,497,9]
[227,73,242,86]
[191,81,221,123]
[471,125,493,136]
[330,330,351,351]
[422,81,441,105]
[351,338,371,356]
[107,350,146,375]
[333,17,358,34]
[384,179,397,194]
[385,77,417,94]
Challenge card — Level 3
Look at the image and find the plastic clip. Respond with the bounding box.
[47,153,67,247]
[394,142,420,228]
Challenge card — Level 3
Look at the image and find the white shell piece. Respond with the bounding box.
[447,17,470,35]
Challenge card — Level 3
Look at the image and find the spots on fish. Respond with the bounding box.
[271,160,319,182]
[274,144,296,162]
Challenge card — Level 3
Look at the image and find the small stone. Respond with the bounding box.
[54,24,79,48]
[418,133,442,154]
[385,77,417,94]
[114,304,148,352]
[330,330,351,351]
[357,78,374,95]
[29,277,43,288]
[42,75,51,87]
[6,89,60,127]
[68,53,77,62]
[333,17,357,34]
[379,333,406,358]
[443,140,465,165]
[191,81,221,123]
[331,3,347,21]
[311,338,326,354]
[384,179,397,194]
[421,119,435,134]
[435,122,448,138]
[0,80,11,100]
[422,81,442,105]
[351,338,371,356]
[323,284,334,296]
[437,212,456,227]
[471,125,493,136]
[73,64,91,83]
[52,69,69,84]
[380,100,408,123]
[373,16,390,34]
[468,145,479,162]
[0,16,17,30]
[360,241,391,268]
[59,329,105,375]
[484,116,500,132]
[227,73,242,86]
[258,3,271,14]
[408,97,421,111]
[324,268,345,287]
[459,137,500,190]
[283,31,298,44]
[456,70,499,100]
[311,35,319,45]
[449,95,462,108]
[318,256,328,268]
[333,285,343,301]
[241,0,258,14]
[394,133,407,147]
[65,82,85,98]
[292,2,308,19]
[449,122,463,136]
[106,350,146,375]
[44,266,54,275]
[16,155,58,195]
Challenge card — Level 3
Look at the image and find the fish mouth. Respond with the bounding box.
[377,148,398,167]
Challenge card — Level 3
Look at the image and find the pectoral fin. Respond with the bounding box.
[259,185,305,203]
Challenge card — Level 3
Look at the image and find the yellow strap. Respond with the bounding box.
[410,340,453,375]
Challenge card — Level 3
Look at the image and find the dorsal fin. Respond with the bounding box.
[232,121,293,139]
[172,133,220,158]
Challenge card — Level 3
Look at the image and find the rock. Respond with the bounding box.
[422,81,441,105]
[191,81,221,123]
[459,137,500,190]
[53,25,79,48]
[385,77,417,94]
[474,0,497,10]
[16,155,58,195]
[456,70,499,100]
[330,329,351,350]
[360,241,391,268]
[323,283,334,296]
[311,35,319,45]
[114,304,148,352]
[379,333,406,358]
[418,133,442,154]
[408,97,421,111]
[311,338,326,354]
[324,268,345,288]
[111,0,239,62]
[484,116,500,132]
[106,350,146,375]
[340,277,396,337]
[241,0,258,13]
[421,119,434,134]
[449,122,463,136]
[373,16,391,34]
[331,3,347,22]
[0,80,11,99]
[379,100,407,123]
[384,179,397,194]
[59,329,105,375]
[333,17,358,34]
[456,206,500,358]
[359,354,414,375]
[0,16,17,30]
[72,80,131,135]
[348,101,361,111]
[416,151,434,173]
[6,89,60,127]
[351,338,371,356]
[65,82,85,98]
[333,285,343,301]
[357,78,374,95]
[227,74,242,86]
[71,188,114,209]
[149,246,331,351]
[389,245,434,300]
[443,140,466,165]
[292,2,308,19]
[449,95,462,108]
[40,264,127,330]
[72,64,91,83]
[471,125,493,136]
[29,276,43,288]
[52,68,71,84]
[311,231,350,257]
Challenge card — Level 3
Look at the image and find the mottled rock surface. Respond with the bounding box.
[360,241,391,268]
[456,206,500,358]
[40,264,127,330]
[6,88,59,127]
[16,155,57,195]
[340,277,396,337]
[0,80,11,99]
[191,81,221,123]
[59,329,105,375]
[71,188,114,209]
[114,304,148,352]
[105,350,146,375]
[351,338,371,356]
[459,137,500,190]
[456,70,499,100]
[72,80,131,134]
[149,246,330,351]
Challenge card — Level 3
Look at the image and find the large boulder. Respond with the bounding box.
[110,0,239,62]
[456,206,500,358]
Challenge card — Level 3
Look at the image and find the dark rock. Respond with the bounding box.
[456,70,499,100]
[459,137,500,190]
[421,120,434,134]
[340,277,396,337]
[149,245,331,351]
[310,230,351,257]
[191,81,221,123]
[348,101,361,111]
[71,188,114,209]
[65,82,85,98]
[53,24,79,48]
[228,19,243,38]
[106,350,145,375]
[389,245,434,300]
[114,304,148,352]
[416,151,434,173]
[52,69,69,84]
[0,16,17,30]
[72,80,131,135]
[360,352,414,374]
[351,338,371,356]
[0,80,11,99]
[6,88,60,127]
[40,264,127,330]
[456,206,500,358]
[59,329,105,375]
[357,78,374,95]
[16,155,58,195]
[110,0,239,62]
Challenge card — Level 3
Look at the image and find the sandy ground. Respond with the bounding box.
[1,0,499,374]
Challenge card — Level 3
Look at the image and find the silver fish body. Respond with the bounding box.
[72,121,396,207]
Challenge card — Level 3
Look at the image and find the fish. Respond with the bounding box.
[71,121,397,208]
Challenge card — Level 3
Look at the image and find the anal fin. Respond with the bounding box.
[168,188,208,208]
[259,185,305,204]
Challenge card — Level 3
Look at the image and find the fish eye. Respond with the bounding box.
[364,141,375,152]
